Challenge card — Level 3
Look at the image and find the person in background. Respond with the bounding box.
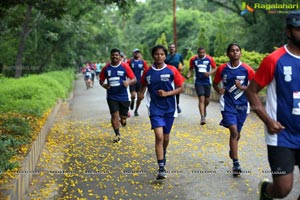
[165,43,184,113]
[99,48,136,143]
[82,62,92,89]
[213,43,255,176]
[139,44,185,180]
[127,48,148,116]
[95,62,102,79]
[187,47,217,125]
[246,11,300,200]
[120,52,128,63]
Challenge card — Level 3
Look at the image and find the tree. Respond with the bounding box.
[155,32,168,48]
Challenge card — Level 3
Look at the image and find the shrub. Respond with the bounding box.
[0,69,74,174]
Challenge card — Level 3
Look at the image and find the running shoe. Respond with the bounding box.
[134,111,139,116]
[258,179,273,200]
[113,135,121,143]
[232,164,242,176]
[156,169,167,180]
[177,106,182,113]
[200,118,206,125]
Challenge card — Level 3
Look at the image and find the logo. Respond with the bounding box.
[241,2,254,15]
[241,1,300,15]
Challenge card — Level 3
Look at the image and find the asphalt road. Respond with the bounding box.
[25,74,299,200]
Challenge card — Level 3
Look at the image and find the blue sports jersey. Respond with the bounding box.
[99,62,135,101]
[254,45,300,148]
[190,55,216,86]
[214,62,255,113]
[129,59,147,82]
[141,64,185,116]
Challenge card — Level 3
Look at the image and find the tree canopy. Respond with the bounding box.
[0,0,292,77]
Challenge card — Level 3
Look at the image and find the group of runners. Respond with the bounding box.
[97,11,300,200]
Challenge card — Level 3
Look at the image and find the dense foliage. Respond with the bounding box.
[0,69,74,173]
[0,0,291,78]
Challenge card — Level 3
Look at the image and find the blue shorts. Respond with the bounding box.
[150,113,175,134]
[220,110,247,133]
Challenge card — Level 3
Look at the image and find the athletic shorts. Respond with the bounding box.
[107,99,130,117]
[130,82,142,93]
[267,145,300,176]
[84,75,91,80]
[220,110,247,133]
[150,112,175,134]
[195,84,211,98]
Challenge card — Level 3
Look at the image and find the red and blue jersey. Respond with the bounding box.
[189,55,216,85]
[214,62,255,113]
[254,45,300,148]
[99,62,135,101]
[127,59,148,82]
[141,64,185,116]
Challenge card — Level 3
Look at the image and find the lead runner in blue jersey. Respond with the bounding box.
[99,48,136,143]
[139,45,185,180]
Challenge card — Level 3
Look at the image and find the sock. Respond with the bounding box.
[233,159,239,166]
[163,149,167,165]
[158,159,164,171]
[114,129,120,136]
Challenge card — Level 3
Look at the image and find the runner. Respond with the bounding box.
[139,44,185,180]
[127,48,148,116]
[188,47,217,125]
[99,48,136,143]
[213,43,255,176]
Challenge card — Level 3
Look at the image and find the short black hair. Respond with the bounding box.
[226,43,241,53]
[111,48,121,55]
[151,45,168,57]
[197,47,206,52]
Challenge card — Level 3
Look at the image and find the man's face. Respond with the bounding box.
[198,49,206,59]
[288,26,300,47]
[168,45,176,53]
[133,51,140,59]
[111,52,121,64]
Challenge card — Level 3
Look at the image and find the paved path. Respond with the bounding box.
[25,74,299,200]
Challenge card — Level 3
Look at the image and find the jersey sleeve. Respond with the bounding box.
[122,62,135,79]
[242,63,255,81]
[143,60,148,69]
[126,59,131,66]
[207,55,217,68]
[168,65,185,86]
[213,63,226,84]
[99,64,109,82]
[140,67,150,86]
[189,55,197,69]
[254,55,277,87]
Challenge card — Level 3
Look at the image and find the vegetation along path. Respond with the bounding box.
[25,74,299,200]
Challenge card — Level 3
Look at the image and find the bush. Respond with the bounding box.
[0,69,74,173]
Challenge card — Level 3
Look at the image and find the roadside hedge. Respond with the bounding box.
[0,69,74,174]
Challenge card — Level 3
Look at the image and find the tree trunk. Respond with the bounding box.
[15,4,33,78]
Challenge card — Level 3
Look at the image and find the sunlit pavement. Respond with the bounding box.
[25,74,299,200]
